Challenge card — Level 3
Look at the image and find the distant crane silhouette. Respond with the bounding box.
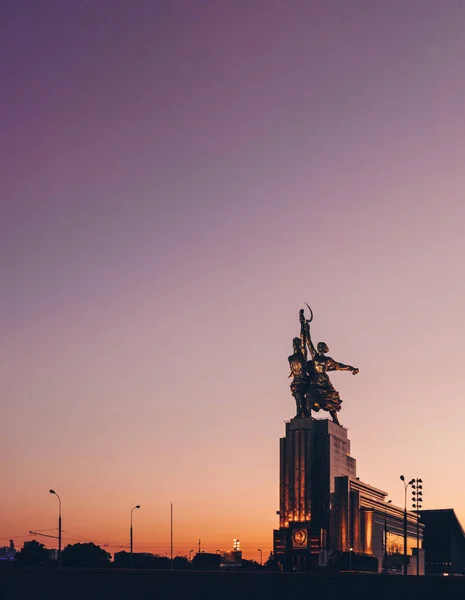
[29,530,59,540]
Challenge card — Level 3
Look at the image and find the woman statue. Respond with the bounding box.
[303,317,358,426]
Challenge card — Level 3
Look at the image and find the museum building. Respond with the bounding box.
[273,415,424,572]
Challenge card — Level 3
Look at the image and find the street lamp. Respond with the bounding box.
[384,499,392,573]
[170,503,173,570]
[412,478,423,576]
[130,505,140,569]
[258,548,263,566]
[49,490,62,567]
[400,476,415,576]
[349,547,353,571]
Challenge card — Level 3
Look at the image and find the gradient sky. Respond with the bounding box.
[2,0,465,561]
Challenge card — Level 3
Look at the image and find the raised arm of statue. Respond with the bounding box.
[303,320,316,360]
[298,310,308,361]
[327,357,359,375]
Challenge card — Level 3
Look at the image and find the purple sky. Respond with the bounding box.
[2,1,465,558]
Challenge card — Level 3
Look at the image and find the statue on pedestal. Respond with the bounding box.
[288,305,359,425]
[288,333,310,418]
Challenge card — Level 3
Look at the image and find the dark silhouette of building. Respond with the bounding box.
[192,552,221,570]
[0,540,16,562]
[419,509,465,575]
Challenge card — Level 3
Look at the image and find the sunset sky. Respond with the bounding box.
[2,1,465,561]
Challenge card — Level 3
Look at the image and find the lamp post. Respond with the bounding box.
[258,548,263,566]
[384,499,392,573]
[400,476,415,576]
[49,490,62,567]
[349,547,353,571]
[412,479,423,576]
[130,505,140,569]
[170,503,173,570]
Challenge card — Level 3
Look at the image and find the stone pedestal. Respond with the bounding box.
[273,415,423,572]
[275,416,358,570]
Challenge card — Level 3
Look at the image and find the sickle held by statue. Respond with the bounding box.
[304,302,313,323]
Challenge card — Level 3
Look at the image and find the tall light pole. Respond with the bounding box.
[130,505,140,569]
[49,490,62,567]
[258,548,263,566]
[383,499,392,573]
[412,479,423,576]
[170,503,173,569]
[400,476,414,576]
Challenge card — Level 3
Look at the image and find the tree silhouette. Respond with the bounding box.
[113,551,175,569]
[61,542,111,567]
[15,540,50,566]
[263,551,279,571]
[240,558,262,570]
[173,555,190,570]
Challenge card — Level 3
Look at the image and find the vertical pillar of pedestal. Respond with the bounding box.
[291,418,312,524]
[361,508,374,555]
[279,417,313,528]
[279,437,287,529]
[293,429,300,522]
[305,425,312,522]
[350,490,361,553]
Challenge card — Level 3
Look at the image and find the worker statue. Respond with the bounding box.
[288,305,359,425]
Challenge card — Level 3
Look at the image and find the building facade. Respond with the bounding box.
[273,415,423,572]
[419,509,465,575]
